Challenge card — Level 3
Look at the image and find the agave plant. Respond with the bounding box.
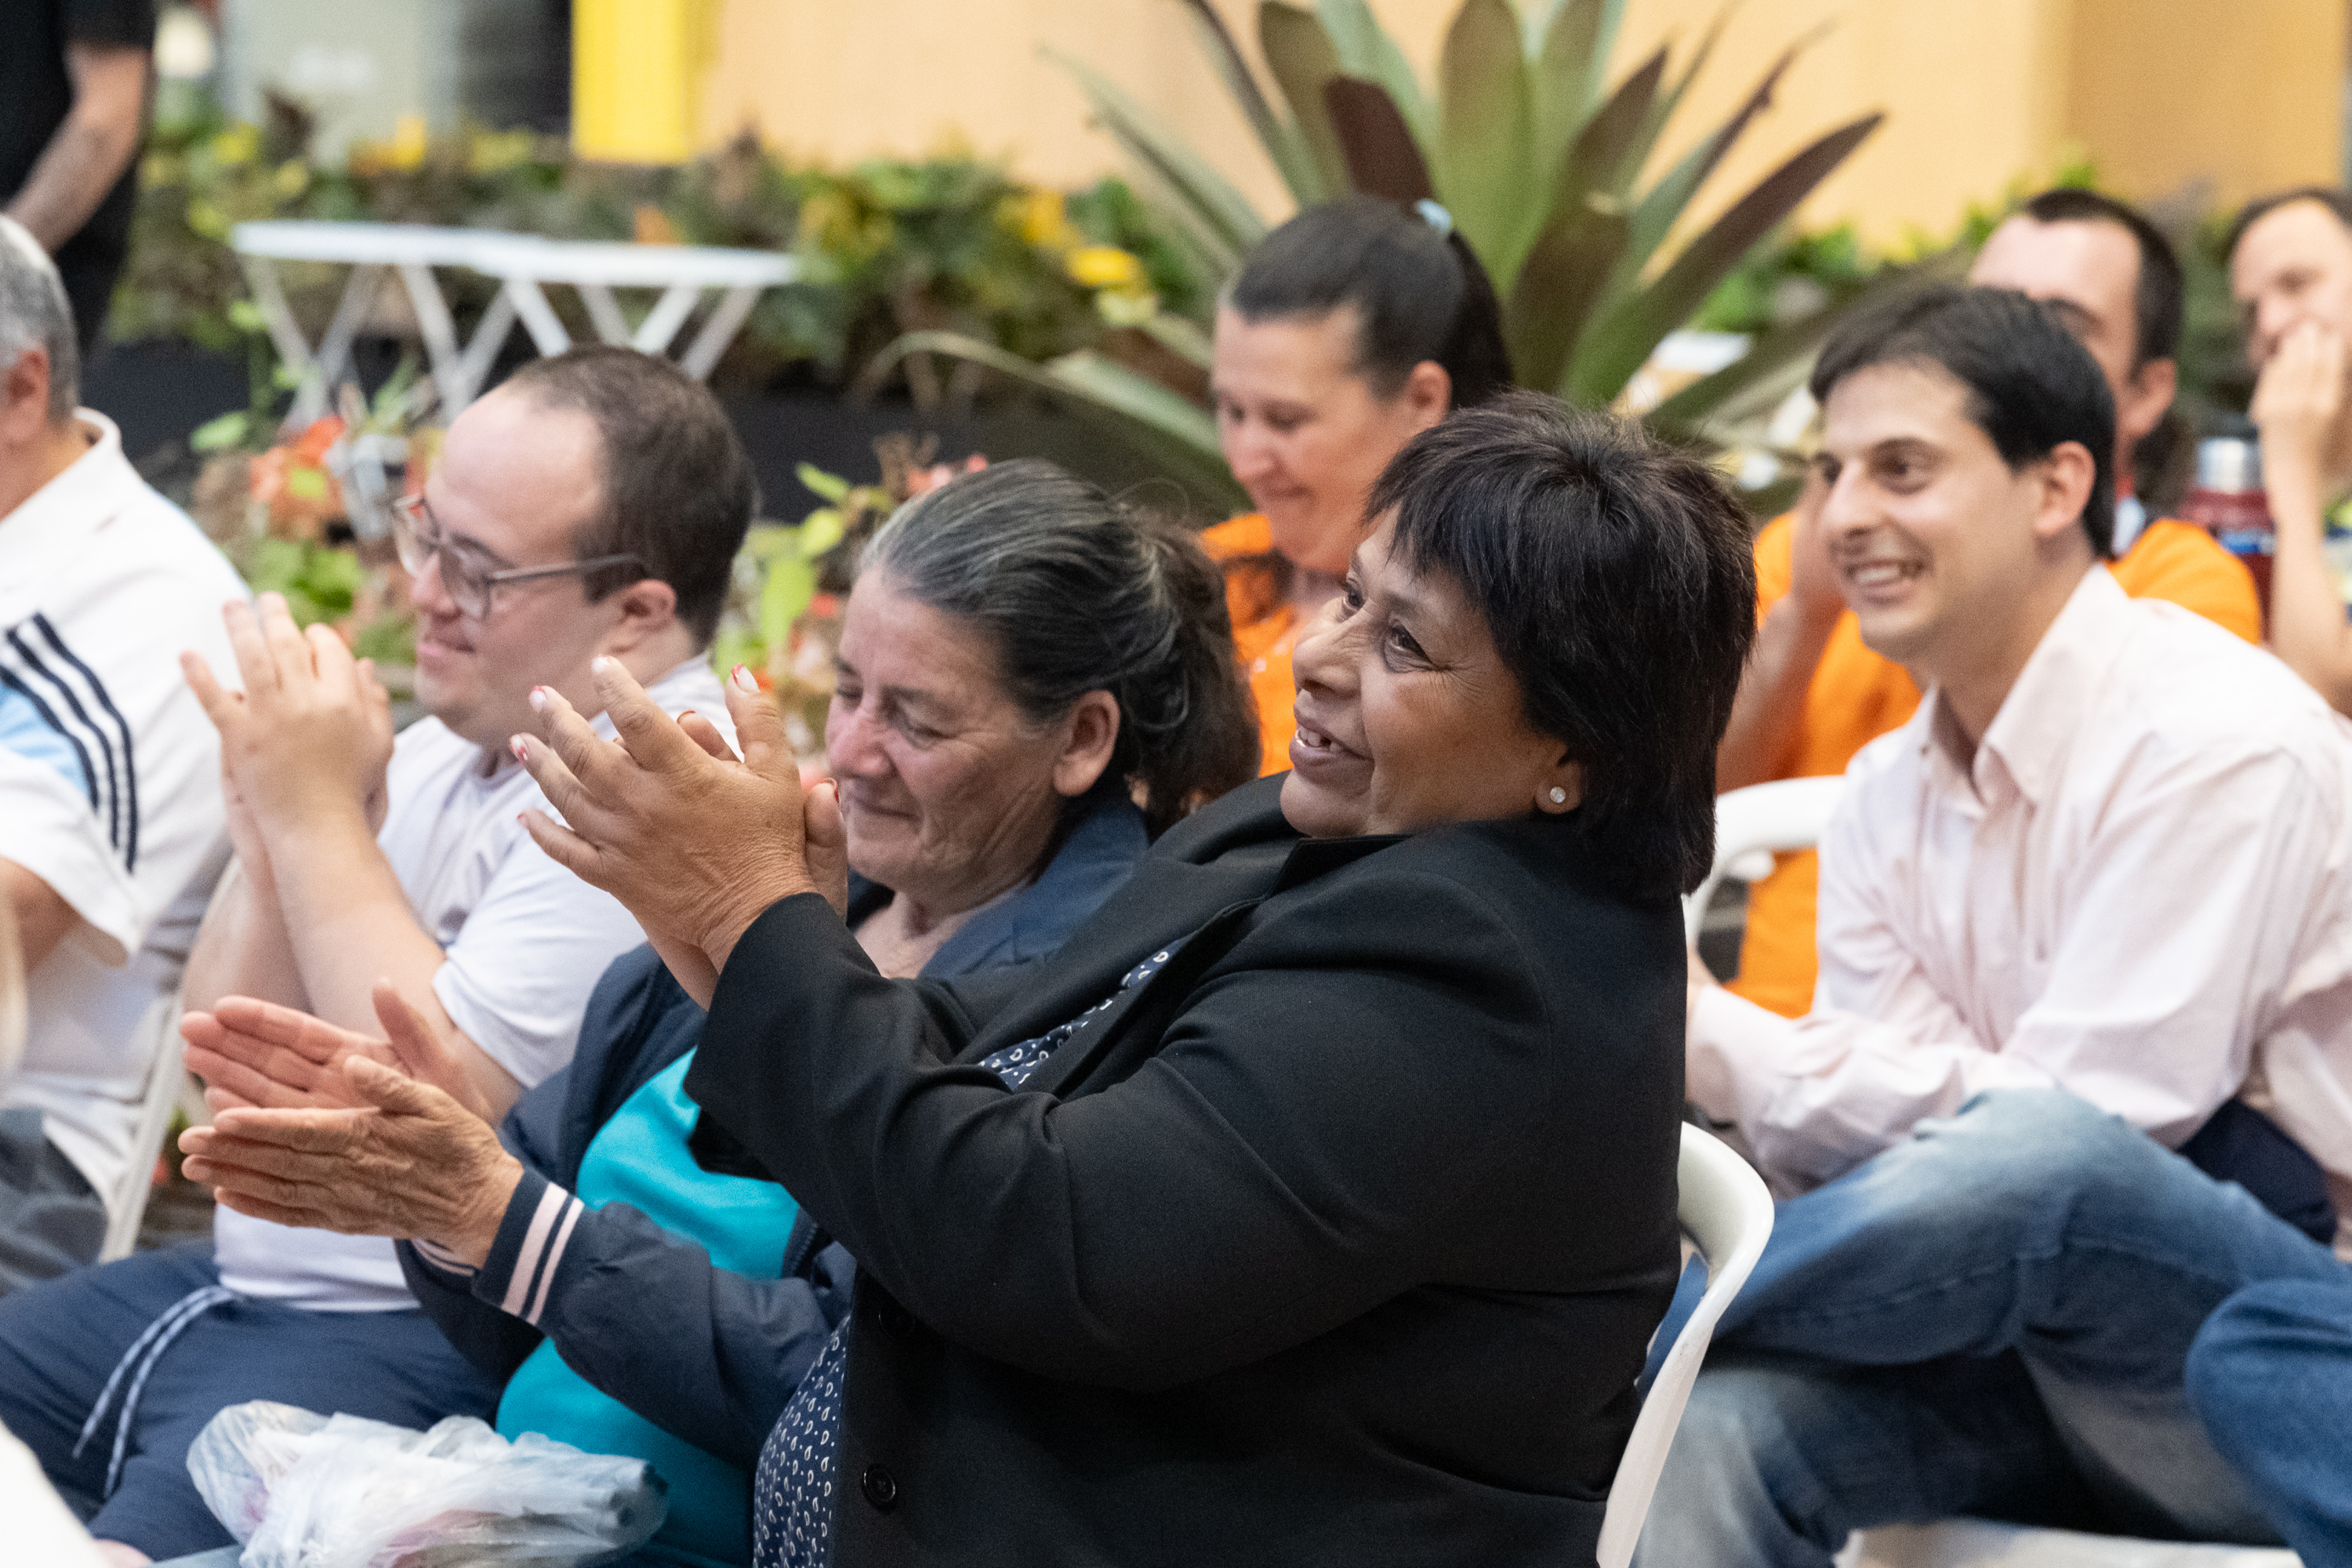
[876,0,1889,510]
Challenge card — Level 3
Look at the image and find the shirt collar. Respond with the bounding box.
[1925,565,2133,809]
[0,410,132,557]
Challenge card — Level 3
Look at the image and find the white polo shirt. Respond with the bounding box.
[0,411,245,1212]
[212,656,729,1309]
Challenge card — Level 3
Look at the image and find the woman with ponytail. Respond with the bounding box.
[1209,196,1513,771]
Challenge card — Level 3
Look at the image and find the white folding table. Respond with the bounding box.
[229,220,797,419]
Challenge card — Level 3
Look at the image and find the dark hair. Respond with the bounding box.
[503,347,757,645]
[2015,188,2183,368]
[2227,186,2352,261]
[1370,393,1755,898]
[1227,197,1512,408]
[864,459,1259,836]
[1810,285,2117,556]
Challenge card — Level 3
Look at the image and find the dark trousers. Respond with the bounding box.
[0,1241,498,1558]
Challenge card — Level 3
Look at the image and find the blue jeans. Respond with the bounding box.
[1635,1091,2347,1568]
[0,1241,496,1559]
[2188,1277,2352,1568]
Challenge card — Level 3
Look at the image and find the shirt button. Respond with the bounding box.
[861,1463,899,1511]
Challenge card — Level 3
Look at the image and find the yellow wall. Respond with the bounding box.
[691,0,2345,241]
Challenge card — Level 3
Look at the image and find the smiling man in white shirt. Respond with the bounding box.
[0,345,753,1566]
[1642,285,2352,1567]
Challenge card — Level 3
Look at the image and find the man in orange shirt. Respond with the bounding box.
[1721,188,2261,1016]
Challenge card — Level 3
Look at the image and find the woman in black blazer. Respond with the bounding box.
[209,394,1756,1566]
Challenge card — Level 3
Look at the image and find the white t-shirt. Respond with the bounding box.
[0,412,245,1212]
[212,656,728,1309]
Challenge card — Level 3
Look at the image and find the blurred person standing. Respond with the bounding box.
[2,0,153,355]
[1719,189,2259,1017]
[2231,188,2352,713]
[0,214,242,1287]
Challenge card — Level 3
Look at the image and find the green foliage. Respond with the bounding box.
[880,0,1884,503]
[111,85,1211,398]
[241,537,365,626]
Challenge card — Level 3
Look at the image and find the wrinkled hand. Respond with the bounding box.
[183,980,495,1124]
[180,1055,520,1266]
[181,593,395,832]
[514,661,848,978]
[2251,320,2349,490]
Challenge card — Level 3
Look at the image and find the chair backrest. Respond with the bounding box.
[1595,1123,1777,1568]
[1684,776,1851,944]
[100,985,188,1262]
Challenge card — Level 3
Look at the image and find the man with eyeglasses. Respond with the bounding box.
[0,346,754,1565]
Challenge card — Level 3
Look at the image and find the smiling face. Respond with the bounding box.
[1280,510,1577,839]
[1212,304,1449,575]
[827,572,1116,916]
[410,386,627,747]
[1969,215,2172,474]
[1815,361,2095,707]
[2234,199,2352,372]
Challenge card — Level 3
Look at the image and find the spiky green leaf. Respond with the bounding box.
[1171,0,1323,203]
[1316,0,1434,149]
[1566,111,1882,405]
[1436,0,1539,279]
[1044,47,1268,268]
[1260,3,1351,200]
[1528,0,1624,176]
[1506,200,1630,393]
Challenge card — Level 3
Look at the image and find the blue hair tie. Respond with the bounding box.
[1414,198,1454,238]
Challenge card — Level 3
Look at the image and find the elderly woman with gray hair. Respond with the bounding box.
[169,459,1258,1566]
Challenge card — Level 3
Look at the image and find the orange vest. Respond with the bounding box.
[1730,514,2263,1017]
[1203,513,1301,777]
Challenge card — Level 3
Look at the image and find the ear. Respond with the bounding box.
[1399,360,1451,431]
[594,577,680,654]
[1051,689,1122,798]
[2031,440,2100,549]
[1533,755,1584,815]
[0,346,53,447]
[2115,357,2179,451]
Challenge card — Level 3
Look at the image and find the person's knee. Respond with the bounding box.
[2187,1277,2352,1439]
[1900,1091,2169,1220]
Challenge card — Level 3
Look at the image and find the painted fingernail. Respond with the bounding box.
[528,687,549,713]
[591,655,613,675]
[510,735,528,764]
[731,664,759,695]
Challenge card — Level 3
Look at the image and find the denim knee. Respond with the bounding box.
[2187,1277,2352,1435]
[1882,1090,2162,1217]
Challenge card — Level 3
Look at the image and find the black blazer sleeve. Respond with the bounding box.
[693,859,1575,1394]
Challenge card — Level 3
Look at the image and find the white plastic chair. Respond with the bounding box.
[98,985,188,1261]
[1596,1123,1779,1568]
[1684,775,1851,944]
[1846,1519,2301,1567]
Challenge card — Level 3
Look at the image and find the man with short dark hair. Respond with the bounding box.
[2230,187,2352,713]
[1641,285,2352,1566]
[0,347,757,1564]
[1719,189,2258,1018]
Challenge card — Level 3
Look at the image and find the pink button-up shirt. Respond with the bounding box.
[1691,567,2352,1254]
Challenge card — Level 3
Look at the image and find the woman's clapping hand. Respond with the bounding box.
[511,661,848,991]
[179,1056,521,1268]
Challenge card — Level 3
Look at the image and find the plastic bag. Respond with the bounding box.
[187,1399,667,1567]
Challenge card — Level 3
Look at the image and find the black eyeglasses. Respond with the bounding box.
[390,494,644,622]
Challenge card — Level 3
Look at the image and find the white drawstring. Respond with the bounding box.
[73,1284,234,1497]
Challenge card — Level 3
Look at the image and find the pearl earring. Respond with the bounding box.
[1548,786,1566,804]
